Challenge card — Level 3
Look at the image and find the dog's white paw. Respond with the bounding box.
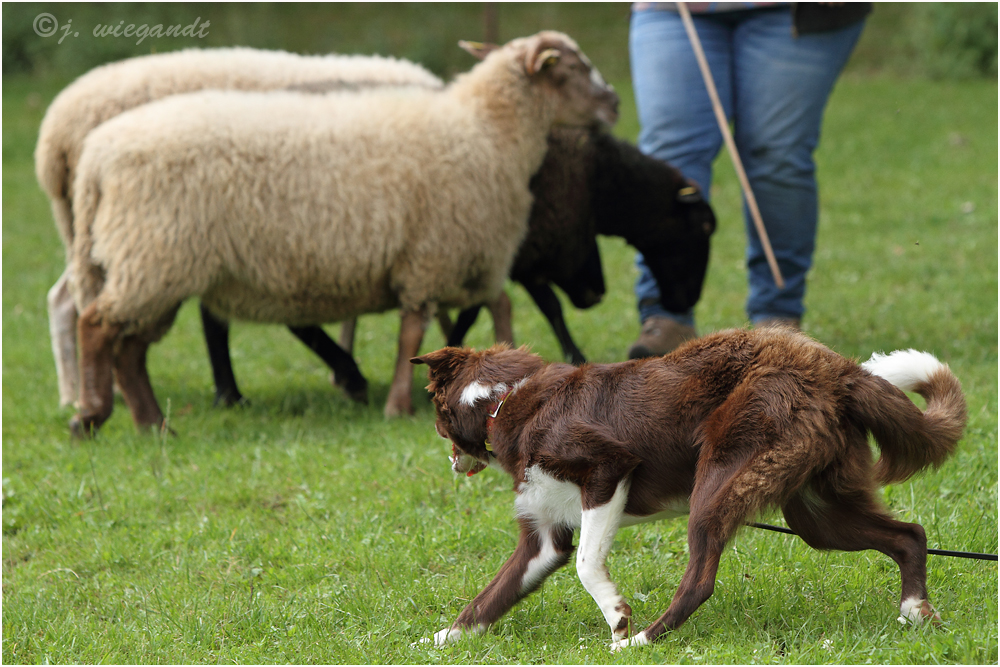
[610,630,650,652]
[604,600,633,641]
[898,597,942,627]
[426,627,463,646]
[418,624,484,647]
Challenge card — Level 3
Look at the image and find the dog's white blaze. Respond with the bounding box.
[610,630,650,651]
[515,466,583,528]
[520,528,561,594]
[460,381,507,407]
[862,349,944,392]
[577,479,631,638]
[460,376,530,408]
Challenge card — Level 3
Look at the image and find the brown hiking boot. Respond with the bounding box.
[628,316,697,359]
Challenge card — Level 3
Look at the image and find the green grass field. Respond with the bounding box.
[2,6,998,664]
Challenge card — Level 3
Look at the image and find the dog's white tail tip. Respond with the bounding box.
[862,349,945,393]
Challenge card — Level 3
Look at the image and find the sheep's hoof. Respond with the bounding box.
[334,375,369,405]
[69,414,98,439]
[134,420,176,437]
[213,390,249,408]
[383,399,414,418]
[344,382,369,405]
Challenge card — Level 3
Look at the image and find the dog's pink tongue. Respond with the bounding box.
[451,443,486,477]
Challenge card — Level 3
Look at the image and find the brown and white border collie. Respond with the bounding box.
[411,327,966,649]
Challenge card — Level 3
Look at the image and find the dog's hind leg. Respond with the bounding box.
[782,475,940,626]
[614,403,829,649]
[425,520,574,646]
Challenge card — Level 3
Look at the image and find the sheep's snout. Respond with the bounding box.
[578,288,603,309]
[593,88,620,127]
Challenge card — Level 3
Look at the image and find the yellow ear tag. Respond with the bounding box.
[679,186,698,197]
[484,440,493,452]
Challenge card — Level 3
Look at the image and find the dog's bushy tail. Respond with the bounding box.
[851,349,966,485]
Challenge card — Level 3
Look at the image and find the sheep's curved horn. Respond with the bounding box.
[527,47,561,75]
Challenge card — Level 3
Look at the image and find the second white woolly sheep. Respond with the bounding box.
[36,46,444,408]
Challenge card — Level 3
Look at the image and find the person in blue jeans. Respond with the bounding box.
[627,2,869,358]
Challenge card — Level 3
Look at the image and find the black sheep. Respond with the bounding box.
[445,126,716,361]
[200,127,715,405]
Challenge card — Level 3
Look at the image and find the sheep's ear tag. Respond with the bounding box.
[677,185,701,203]
[531,48,561,75]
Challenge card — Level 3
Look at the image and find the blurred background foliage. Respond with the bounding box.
[3,2,998,83]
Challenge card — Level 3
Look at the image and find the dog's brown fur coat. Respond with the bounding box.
[413,327,966,647]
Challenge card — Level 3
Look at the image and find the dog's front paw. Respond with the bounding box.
[607,600,633,641]
[610,630,650,652]
[898,597,942,627]
[420,628,463,646]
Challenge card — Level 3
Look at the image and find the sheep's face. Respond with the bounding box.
[523,32,620,128]
[461,32,619,128]
[638,184,717,313]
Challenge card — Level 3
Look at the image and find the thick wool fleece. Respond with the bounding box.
[35,47,443,253]
[70,39,559,335]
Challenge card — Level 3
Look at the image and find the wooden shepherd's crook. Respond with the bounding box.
[677,2,785,289]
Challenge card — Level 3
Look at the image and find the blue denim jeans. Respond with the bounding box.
[629,7,864,326]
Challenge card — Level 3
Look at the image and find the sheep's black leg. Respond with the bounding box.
[446,305,483,347]
[288,326,369,405]
[200,303,246,407]
[436,310,455,341]
[522,282,587,364]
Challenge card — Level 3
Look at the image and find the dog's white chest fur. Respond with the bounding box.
[515,465,584,528]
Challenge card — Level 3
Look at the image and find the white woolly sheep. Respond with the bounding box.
[36,46,443,408]
[66,31,619,435]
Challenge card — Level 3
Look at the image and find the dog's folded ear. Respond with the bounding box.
[411,347,472,388]
[411,347,469,368]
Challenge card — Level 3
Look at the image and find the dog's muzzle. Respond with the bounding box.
[450,442,487,477]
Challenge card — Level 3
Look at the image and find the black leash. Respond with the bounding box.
[748,522,998,562]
